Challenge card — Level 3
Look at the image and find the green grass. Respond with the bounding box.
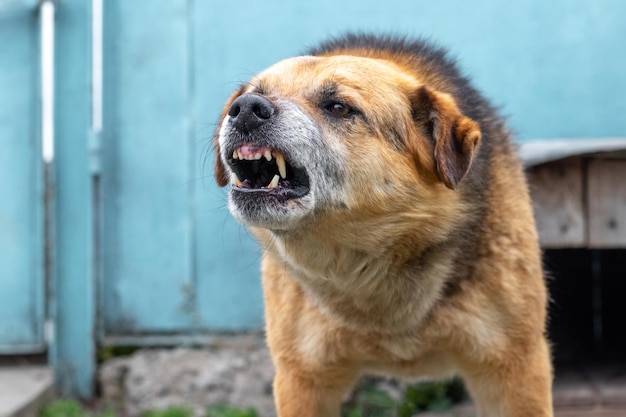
[342,378,467,417]
[96,345,140,363]
[38,400,115,417]
[39,401,258,417]
[206,405,258,417]
[142,407,194,417]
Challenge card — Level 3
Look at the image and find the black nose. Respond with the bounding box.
[227,94,276,133]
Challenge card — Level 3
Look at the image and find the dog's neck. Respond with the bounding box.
[258,223,458,332]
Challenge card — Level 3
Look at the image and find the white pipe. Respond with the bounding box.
[40,0,55,163]
[92,0,103,133]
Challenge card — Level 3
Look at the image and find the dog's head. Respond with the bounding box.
[214,52,481,234]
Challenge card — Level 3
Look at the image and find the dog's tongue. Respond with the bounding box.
[238,143,269,158]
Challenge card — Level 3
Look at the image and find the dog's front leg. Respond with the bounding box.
[461,337,553,417]
[273,362,358,417]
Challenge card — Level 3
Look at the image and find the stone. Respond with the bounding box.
[99,335,276,417]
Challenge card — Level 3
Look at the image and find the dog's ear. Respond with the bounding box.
[213,88,245,187]
[213,130,229,187]
[411,86,481,189]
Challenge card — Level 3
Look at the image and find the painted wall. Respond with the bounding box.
[0,5,45,353]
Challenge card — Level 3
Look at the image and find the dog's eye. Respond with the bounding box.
[324,102,354,118]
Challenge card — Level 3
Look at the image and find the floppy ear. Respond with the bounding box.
[213,88,245,187]
[213,128,229,187]
[411,86,481,189]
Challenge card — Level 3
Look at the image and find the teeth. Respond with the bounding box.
[267,174,280,188]
[275,153,287,179]
[231,172,243,187]
[232,148,288,180]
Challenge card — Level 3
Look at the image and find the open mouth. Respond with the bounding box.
[228,143,310,200]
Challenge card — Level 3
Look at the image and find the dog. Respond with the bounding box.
[213,33,553,417]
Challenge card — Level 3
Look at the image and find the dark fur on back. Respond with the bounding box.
[308,33,499,126]
[310,33,519,293]
[307,33,514,185]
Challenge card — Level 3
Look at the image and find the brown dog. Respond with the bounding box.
[213,34,553,417]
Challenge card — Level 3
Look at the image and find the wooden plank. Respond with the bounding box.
[527,158,585,247]
[0,4,44,353]
[52,0,95,398]
[588,159,626,247]
[101,0,195,334]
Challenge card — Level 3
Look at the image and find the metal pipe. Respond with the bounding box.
[40,0,55,163]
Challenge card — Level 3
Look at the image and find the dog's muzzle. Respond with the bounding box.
[224,94,310,202]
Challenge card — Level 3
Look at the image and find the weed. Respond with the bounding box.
[206,405,259,417]
[97,346,140,363]
[142,407,193,417]
[39,400,115,417]
[342,379,397,417]
[40,401,258,417]
[341,378,466,417]
[39,400,84,417]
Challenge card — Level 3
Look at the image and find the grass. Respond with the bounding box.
[38,401,258,417]
[39,378,465,417]
[38,401,257,417]
[206,405,258,417]
[342,378,467,417]
[38,400,115,417]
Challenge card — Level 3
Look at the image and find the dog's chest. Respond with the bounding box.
[296,311,455,377]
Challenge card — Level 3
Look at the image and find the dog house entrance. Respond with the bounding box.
[545,249,626,409]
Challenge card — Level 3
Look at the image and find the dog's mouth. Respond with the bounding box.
[227,143,310,200]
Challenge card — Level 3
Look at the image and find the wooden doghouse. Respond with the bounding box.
[522,139,626,248]
[522,139,626,360]
[521,139,626,408]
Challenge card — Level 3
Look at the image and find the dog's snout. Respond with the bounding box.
[228,94,276,133]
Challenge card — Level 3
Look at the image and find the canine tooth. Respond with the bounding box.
[233,149,239,160]
[276,153,287,178]
[231,172,243,187]
[264,150,272,161]
[267,174,280,188]
[254,152,262,160]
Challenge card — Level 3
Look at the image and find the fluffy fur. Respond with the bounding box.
[214,33,553,417]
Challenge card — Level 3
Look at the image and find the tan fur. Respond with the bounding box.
[214,38,552,417]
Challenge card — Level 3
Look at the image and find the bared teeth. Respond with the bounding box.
[232,147,289,181]
[231,172,243,187]
[267,174,280,188]
[275,153,287,179]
